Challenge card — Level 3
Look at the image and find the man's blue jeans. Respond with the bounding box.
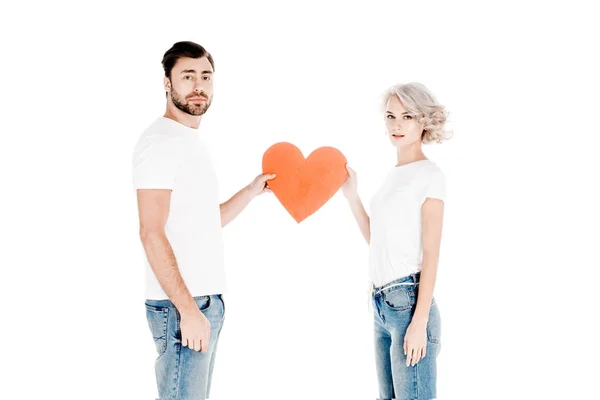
[145,294,225,400]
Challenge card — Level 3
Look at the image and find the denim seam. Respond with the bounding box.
[173,311,181,400]
[146,306,169,355]
[146,303,167,312]
[409,363,419,400]
[159,309,168,355]
[383,302,413,312]
[426,325,438,344]
[374,295,386,324]
[415,359,419,400]
[207,317,226,397]
[426,304,439,345]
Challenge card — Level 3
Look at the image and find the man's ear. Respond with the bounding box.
[164,77,171,98]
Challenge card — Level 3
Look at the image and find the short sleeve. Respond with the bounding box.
[132,137,183,190]
[422,169,446,203]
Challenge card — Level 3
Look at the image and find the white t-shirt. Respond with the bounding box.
[132,117,226,300]
[368,160,446,287]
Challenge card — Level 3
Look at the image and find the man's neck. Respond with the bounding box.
[164,106,202,129]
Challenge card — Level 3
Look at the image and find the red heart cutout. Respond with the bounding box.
[262,142,348,223]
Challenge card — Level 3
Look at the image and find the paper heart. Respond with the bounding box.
[262,142,347,223]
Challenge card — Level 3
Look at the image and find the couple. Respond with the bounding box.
[132,41,450,400]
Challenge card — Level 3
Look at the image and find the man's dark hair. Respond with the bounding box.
[161,41,215,78]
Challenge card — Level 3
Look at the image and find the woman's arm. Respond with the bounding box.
[404,197,445,366]
[346,195,371,244]
[413,197,445,323]
[342,165,370,244]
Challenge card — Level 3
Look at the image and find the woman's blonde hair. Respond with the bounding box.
[382,82,452,144]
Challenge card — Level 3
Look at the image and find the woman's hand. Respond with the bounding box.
[341,164,358,200]
[404,319,428,366]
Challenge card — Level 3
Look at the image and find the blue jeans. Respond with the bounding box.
[145,295,225,400]
[372,274,441,400]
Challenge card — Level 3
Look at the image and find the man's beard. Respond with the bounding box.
[171,87,211,116]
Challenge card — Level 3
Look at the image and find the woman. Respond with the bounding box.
[342,82,451,399]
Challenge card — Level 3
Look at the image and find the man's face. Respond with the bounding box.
[166,56,214,116]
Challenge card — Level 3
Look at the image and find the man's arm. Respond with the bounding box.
[220,173,275,227]
[137,189,210,352]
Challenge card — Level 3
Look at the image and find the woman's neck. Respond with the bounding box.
[396,144,426,167]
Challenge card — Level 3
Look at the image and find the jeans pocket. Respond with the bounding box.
[382,288,412,311]
[145,304,169,355]
[220,295,226,319]
[195,295,212,311]
[426,301,441,344]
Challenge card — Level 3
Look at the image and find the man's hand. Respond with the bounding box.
[247,173,276,197]
[180,308,211,352]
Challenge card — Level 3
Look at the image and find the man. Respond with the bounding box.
[132,41,274,399]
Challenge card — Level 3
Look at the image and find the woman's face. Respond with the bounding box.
[385,95,425,148]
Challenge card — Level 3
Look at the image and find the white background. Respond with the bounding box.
[1,1,599,399]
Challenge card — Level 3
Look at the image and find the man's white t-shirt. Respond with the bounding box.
[132,117,226,300]
[368,159,446,287]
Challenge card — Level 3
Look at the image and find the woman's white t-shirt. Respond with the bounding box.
[368,160,446,287]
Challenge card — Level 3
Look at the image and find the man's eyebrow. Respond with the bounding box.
[180,69,213,75]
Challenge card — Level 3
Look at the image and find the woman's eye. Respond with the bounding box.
[403,115,412,120]
[386,115,395,119]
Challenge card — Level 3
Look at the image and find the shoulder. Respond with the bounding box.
[133,120,186,161]
[418,160,446,182]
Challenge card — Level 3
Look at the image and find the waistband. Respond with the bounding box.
[145,294,223,309]
[372,273,420,296]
